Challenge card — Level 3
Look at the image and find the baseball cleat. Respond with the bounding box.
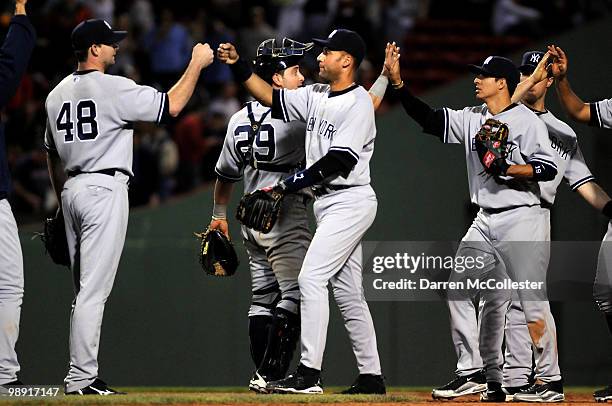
[502,384,532,401]
[594,385,612,402]
[480,382,506,402]
[512,380,564,402]
[432,370,487,399]
[65,378,125,395]
[249,371,270,394]
[341,374,386,394]
[266,364,323,394]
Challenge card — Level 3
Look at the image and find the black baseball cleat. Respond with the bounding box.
[594,385,612,402]
[341,374,386,394]
[249,371,271,394]
[502,383,532,401]
[266,364,323,394]
[480,382,506,402]
[432,370,487,399]
[65,378,125,395]
[512,380,564,402]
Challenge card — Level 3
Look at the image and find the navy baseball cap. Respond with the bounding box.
[468,56,519,93]
[312,29,366,67]
[518,51,546,74]
[71,19,127,50]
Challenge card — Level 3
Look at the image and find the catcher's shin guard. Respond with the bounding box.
[249,315,274,368]
[258,308,300,380]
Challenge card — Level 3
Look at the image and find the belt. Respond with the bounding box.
[482,202,551,215]
[67,168,131,179]
[312,184,354,197]
[0,191,6,201]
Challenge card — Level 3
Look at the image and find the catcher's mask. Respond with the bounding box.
[253,38,313,84]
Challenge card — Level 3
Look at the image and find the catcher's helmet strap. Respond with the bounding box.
[245,102,271,167]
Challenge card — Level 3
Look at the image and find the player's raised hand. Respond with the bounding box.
[193,43,214,69]
[15,0,27,15]
[209,218,230,240]
[382,42,401,79]
[217,43,239,65]
[529,51,553,83]
[547,45,568,79]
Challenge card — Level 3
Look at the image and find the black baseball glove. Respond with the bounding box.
[38,210,70,267]
[475,118,511,176]
[194,227,239,277]
[236,186,284,233]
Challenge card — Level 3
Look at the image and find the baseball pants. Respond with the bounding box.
[0,199,23,384]
[595,222,612,318]
[298,185,381,375]
[61,173,129,392]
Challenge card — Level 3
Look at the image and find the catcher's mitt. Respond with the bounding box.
[475,118,510,176]
[38,210,70,267]
[194,228,238,276]
[236,188,284,233]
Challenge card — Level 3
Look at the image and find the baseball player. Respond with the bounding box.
[387,51,564,402]
[433,50,612,402]
[217,29,387,395]
[518,44,612,403]
[210,38,313,393]
[0,0,35,389]
[44,19,214,395]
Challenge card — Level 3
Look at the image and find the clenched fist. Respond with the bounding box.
[217,43,240,65]
[193,43,214,69]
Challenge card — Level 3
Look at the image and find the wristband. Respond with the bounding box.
[229,59,253,83]
[392,80,404,89]
[603,200,612,219]
[212,203,227,220]
[369,75,389,98]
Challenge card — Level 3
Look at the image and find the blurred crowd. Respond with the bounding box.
[1,0,609,222]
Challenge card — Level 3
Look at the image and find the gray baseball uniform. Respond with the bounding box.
[590,98,612,317]
[215,101,311,318]
[443,103,560,384]
[272,83,382,374]
[44,70,168,392]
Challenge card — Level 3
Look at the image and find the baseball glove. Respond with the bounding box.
[38,210,70,267]
[194,228,239,276]
[236,188,284,233]
[475,118,510,176]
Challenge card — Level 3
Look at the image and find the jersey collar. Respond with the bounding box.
[73,69,98,75]
[329,84,359,98]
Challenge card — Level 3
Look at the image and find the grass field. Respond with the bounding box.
[0,387,602,405]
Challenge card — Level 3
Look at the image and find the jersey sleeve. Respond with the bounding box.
[565,142,595,190]
[328,96,374,167]
[43,116,57,154]
[443,107,470,144]
[271,86,311,122]
[520,119,558,170]
[590,98,612,129]
[113,77,169,124]
[215,116,245,182]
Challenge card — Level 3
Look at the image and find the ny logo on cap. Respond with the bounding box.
[103,20,112,29]
[530,53,541,63]
[328,30,337,38]
[484,56,493,65]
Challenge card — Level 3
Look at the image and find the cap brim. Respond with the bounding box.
[518,65,535,74]
[468,64,489,76]
[313,38,334,50]
[107,31,127,44]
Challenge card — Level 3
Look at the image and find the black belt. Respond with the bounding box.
[482,202,551,215]
[0,191,6,201]
[312,184,354,197]
[67,168,132,179]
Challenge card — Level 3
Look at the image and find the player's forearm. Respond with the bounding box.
[167,60,204,117]
[505,164,533,179]
[277,152,354,193]
[212,180,233,219]
[555,77,590,123]
[394,84,444,139]
[0,13,36,107]
[15,1,26,15]
[511,76,537,104]
[228,59,273,106]
[505,162,556,181]
[576,182,611,212]
[46,153,66,208]
[368,75,389,111]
